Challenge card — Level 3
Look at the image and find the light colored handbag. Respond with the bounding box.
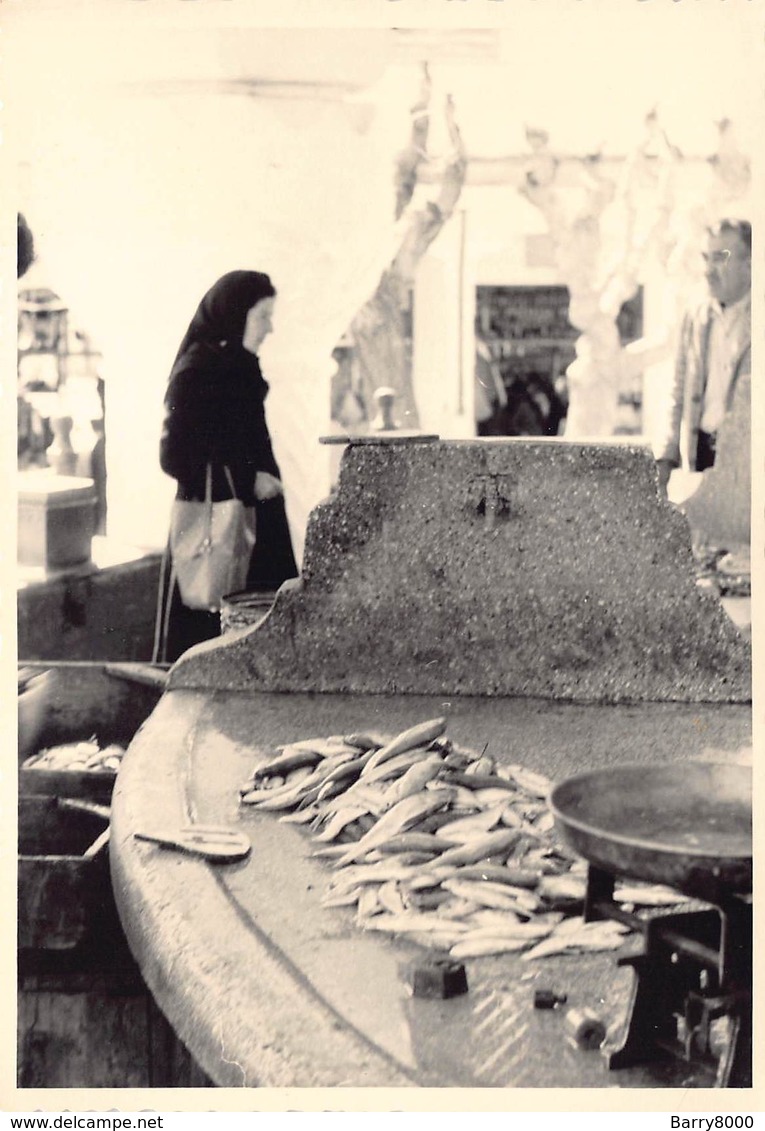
[170,465,256,612]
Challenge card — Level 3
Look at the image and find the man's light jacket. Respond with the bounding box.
[655,297,751,469]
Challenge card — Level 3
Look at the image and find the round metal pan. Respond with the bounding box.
[550,762,752,900]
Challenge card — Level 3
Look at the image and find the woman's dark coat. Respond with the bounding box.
[154,271,298,663]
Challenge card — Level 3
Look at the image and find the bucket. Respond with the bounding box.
[220,590,277,634]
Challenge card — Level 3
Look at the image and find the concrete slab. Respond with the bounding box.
[172,439,750,703]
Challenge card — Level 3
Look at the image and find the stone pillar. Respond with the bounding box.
[47,416,77,476]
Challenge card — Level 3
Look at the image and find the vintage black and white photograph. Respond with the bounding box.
[3,0,760,1109]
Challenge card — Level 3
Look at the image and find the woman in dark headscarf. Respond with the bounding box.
[153,270,298,663]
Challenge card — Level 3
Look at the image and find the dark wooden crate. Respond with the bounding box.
[19,926,215,1087]
[16,662,208,1088]
[17,796,214,1088]
[18,795,111,951]
[18,661,167,802]
[19,765,117,805]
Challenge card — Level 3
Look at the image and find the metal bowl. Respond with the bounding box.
[550,761,752,900]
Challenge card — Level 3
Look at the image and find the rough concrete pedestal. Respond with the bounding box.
[171,439,750,703]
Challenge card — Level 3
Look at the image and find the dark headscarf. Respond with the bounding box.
[171,270,276,373]
[18,213,35,278]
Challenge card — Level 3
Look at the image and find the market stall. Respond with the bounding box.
[109,438,752,1090]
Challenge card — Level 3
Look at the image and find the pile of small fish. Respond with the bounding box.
[23,737,126,774]
[18,666,50,695]
[240,717,679,961]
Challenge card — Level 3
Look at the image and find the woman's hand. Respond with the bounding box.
[655,459,674,496]
[254,471,284,500]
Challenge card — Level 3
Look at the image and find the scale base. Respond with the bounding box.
[590,892,752,1087]
[607,952,751,1087]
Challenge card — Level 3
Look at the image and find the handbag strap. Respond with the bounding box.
[204,463,214,530]
[206,463,238,500]
[223,465,237,499]
[152,540,174,663]
[203,463,238,527]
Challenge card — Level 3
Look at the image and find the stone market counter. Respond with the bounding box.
[110,686,751,1090]
[110,439,752,1090]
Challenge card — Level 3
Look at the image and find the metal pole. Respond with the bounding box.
[456,208,467,416]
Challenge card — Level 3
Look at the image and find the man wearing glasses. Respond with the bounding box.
[655,218,751,495]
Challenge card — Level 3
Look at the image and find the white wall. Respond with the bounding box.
[7,6,760,557]
[8,24,417,558]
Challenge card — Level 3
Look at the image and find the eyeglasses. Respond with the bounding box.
[702,249,750,267]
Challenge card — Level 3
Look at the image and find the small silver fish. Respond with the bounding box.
[321,888,366,908]
[356,886,382,920]
[361,747,435,785]
[377,880,407,916]
[313,806,371,843]
[425,828,521,870]
[363,913,470,935]
[434,804,507,843]
[538,874,587,902]
[614,884,683,907]
[450,936,528,958]
[442,879,530,913]
[333,787,456,868]
[522,920,630,961]
[378,756,444,811]
[362,718,448,775]
[505,764,552,798]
